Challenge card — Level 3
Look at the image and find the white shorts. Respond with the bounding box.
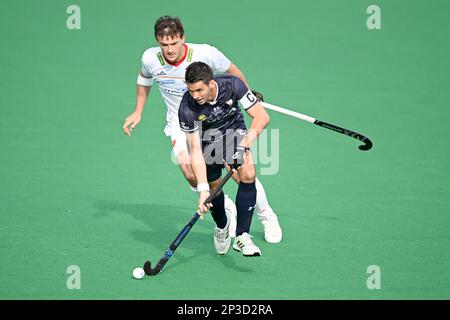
[165,122,188,157]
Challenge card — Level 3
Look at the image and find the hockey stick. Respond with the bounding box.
[143,169,235,276]
[261,102,373,151]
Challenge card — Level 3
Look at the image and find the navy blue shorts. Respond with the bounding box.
[202,128,247,182]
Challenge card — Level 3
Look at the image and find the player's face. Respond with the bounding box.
[187,80,215,105]
[157,34,185,64]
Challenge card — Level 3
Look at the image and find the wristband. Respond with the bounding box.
[197,183,210,192]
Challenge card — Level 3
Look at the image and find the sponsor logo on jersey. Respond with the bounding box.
[198,114,206,121]
[156,70,167,75]
[157,79,176,85]
[162,87,186,95]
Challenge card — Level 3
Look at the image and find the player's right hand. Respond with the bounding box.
[198,190,212,218]
[123,111,142,136]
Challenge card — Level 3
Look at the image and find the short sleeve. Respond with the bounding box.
[178,95,199,133]
[206,45,231,73]
[141,58,153,79]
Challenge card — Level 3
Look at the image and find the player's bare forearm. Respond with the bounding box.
[123,83,151,136]
[241,103,270,148]
[186,133,208,185]
[226,63,249,88]
[191,150,208,186]
[135,84,151,114]
[185,132,211,214]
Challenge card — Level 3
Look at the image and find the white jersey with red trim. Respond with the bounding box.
[140,43,231,136]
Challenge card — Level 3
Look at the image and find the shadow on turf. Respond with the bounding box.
[93,199,255,274]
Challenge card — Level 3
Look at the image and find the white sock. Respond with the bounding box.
[190,186,199,193]
[255,177,274,218]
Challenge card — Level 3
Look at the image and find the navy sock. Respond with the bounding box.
[235,181,257,236]
[209,191,227,229]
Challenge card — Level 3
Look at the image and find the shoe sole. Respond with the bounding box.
[217,248,230,255]
[232,245,261,257]
[265,237,282,244]
[215,239,231,255]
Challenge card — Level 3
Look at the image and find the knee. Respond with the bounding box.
[238,166,256,184]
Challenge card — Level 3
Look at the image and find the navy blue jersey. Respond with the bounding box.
[178,75,257,143]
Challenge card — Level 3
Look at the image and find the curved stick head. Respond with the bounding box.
[143,261,158,276]
[358,139,373,151]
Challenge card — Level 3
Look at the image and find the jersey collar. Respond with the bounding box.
[165,44,188,67]
[208,81,219,105]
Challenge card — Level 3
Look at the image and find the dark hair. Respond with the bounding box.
[185,62,213,84]
[154,16,184,39]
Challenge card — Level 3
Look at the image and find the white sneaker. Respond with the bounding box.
[233,232,261,256]
[224,194,237,238]
[213,210,232,255]
[259,213,282,243]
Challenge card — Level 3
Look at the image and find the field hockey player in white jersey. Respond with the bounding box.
[122,16,282,243]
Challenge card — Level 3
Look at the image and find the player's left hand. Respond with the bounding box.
[123,111,142,136]
[198,190,212,218]
[251,90,264,102]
